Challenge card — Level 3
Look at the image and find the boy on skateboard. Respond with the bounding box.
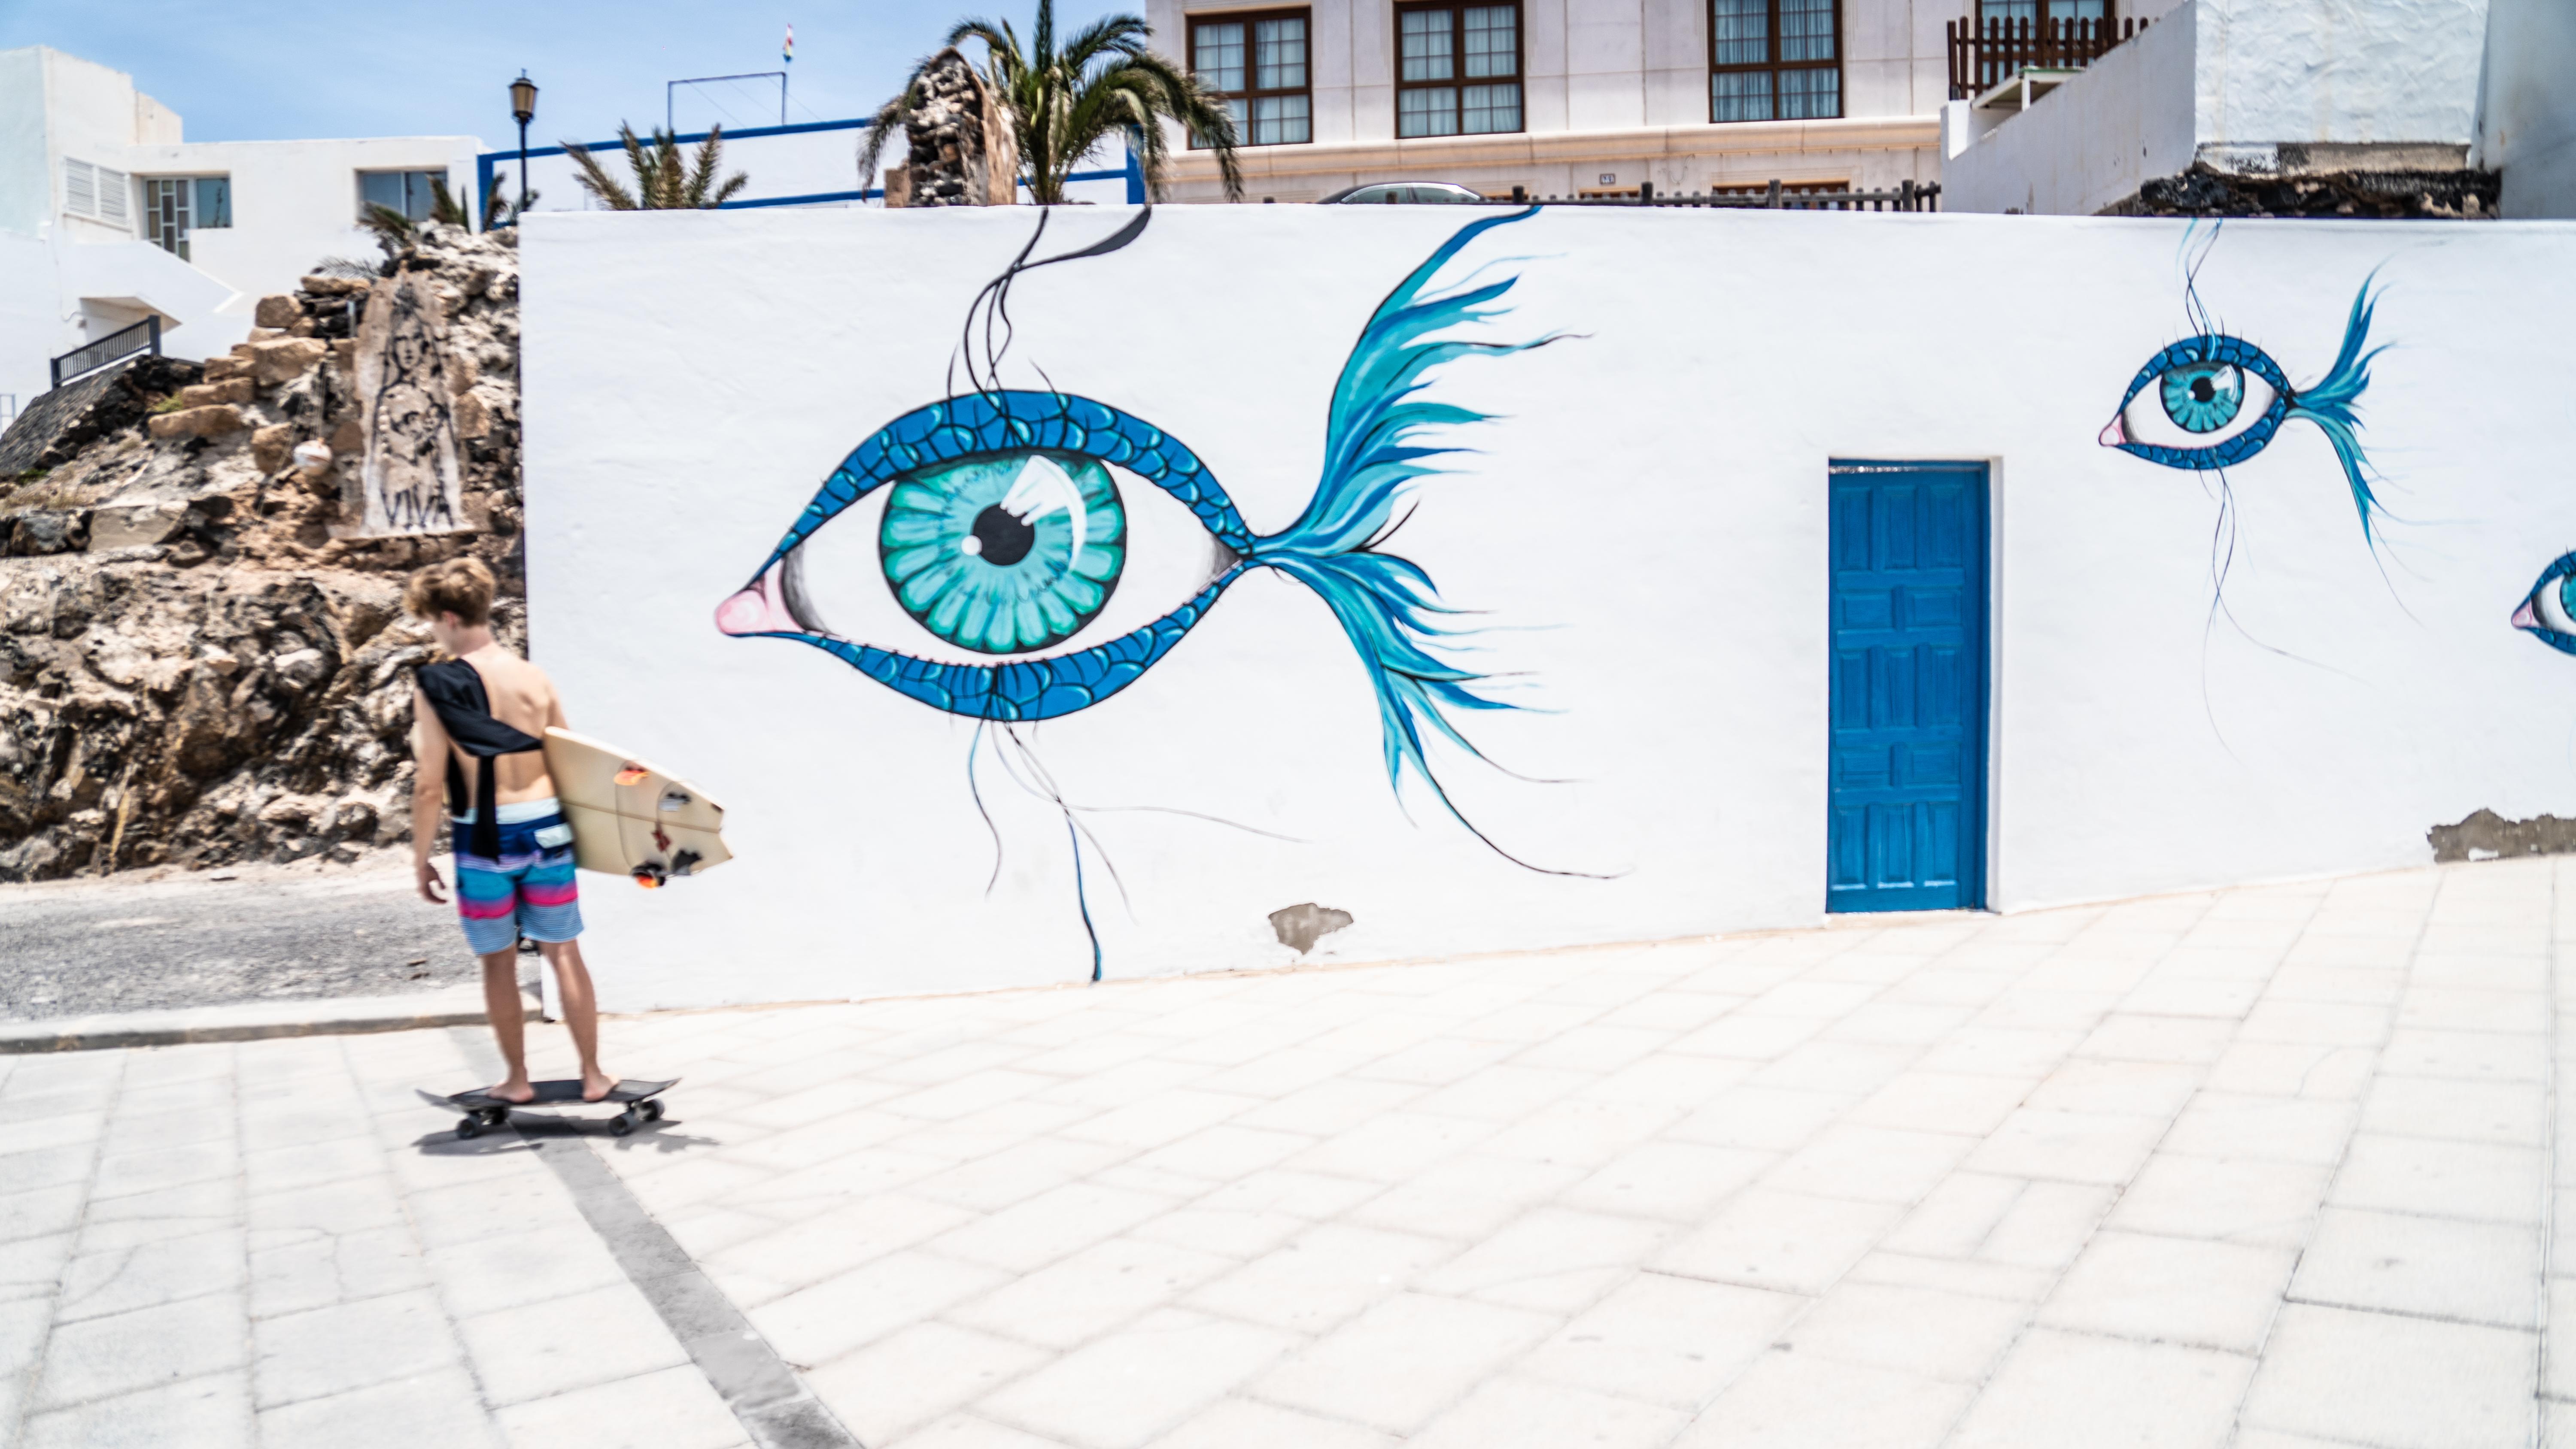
[403,558,618,1103]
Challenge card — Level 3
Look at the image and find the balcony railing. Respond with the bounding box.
[1946,14,2151,102]
[49,316,162,391]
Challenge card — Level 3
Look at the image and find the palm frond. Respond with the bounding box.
[562,131,641,209]
[873,0,1241,207]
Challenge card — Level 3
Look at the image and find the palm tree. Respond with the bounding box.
[564,124,750,210]
[863,0,1242,205]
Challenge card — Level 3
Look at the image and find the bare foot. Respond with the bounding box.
[580,1071,619,1103]
[486,1080,536,1104]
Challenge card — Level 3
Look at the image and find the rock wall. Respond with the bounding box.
[0,223,525,882]
[884,48,1019,208]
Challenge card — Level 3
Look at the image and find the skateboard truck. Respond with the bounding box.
[632,863,666,888]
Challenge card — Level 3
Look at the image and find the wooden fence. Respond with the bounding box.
[1947,14,2151,100]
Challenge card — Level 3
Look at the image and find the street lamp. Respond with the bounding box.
[509,72,538,221]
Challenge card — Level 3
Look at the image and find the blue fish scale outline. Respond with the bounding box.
[2520,552,2576,657]
[767,391,1258,571]
[734,206,1560,812]
[2112,335,2293,471]
[788,570,1246,718]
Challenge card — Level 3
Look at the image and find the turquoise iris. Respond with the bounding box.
[878,451,1126,655]
[2159,361,2245,434]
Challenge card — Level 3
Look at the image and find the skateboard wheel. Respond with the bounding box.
[641,1100,665,1122]
[609,1112,635,1137]
[456,1118,482,1140]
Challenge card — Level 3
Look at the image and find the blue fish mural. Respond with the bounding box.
[717,206,1569,976]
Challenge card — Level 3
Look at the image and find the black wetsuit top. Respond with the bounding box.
[415,658,545,860]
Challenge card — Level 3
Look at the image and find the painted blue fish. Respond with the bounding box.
[718,205,1562,855]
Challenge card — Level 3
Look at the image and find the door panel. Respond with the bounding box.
[1827,462,1989,912]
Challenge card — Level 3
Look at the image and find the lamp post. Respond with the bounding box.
[508,72,538,221]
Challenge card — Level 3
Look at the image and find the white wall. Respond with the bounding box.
[121,135,486,306]
[1944,6,2199,215]
[2477,0,2576,218]
[2196,0,2489,148]
[522,203,2576,1012]
[0,50,46,237]
[1947,0,2496,214]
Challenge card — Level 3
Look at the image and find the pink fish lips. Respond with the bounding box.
[715,562,802,637]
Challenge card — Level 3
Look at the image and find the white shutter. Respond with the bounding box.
[97,167,131,225]
[64,158,95,218]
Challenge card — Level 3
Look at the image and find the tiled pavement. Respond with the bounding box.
[2,857,2569,1448]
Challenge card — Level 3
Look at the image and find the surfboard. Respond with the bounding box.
[542,727,732,885]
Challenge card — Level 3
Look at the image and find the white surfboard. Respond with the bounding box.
[542,727,732,885]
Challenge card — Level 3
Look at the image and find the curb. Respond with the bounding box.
[0,986,547,1055]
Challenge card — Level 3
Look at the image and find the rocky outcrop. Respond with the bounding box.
[2111,161,2501,219]
[0,223,526,882]
[884,48,1020,208]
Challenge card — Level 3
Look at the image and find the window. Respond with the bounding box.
[141,177,229,262]
[62,158,132,226]
[1188,9,1311,146]
[1396,3,1521,138]
[1710,0,1841,122]
[359,170,447,223]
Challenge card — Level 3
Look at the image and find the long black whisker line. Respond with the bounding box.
[1063,818,1102,983]
[1361,501,1423,553]
[1003,728,1135,915]
[993,724,1134,922]
[1064,803,1306,842]
[999,724,1136,922]
[966,717,1004,896]
[2199,476,2240,757]
[1416,765,1624,880]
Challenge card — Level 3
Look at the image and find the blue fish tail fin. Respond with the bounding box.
[1249,207,1555,825]
[2286,274,2389,541]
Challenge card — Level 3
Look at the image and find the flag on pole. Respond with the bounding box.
[783,24,795,62]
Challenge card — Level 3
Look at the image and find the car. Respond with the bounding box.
[1318,182,1492,205]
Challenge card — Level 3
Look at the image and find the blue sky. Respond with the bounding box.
[0,0,1138,147]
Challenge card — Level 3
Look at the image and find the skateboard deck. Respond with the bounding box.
[417,1078,678,1139]
[544,728,730,886]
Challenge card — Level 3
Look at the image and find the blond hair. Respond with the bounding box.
[402,556,497,627]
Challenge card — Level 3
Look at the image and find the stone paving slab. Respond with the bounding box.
[587,858,2567,1449]
[0,856,2568,1448]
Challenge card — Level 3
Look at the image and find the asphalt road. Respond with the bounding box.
[0,856,495,1021]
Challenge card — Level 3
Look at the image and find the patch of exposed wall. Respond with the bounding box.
[1269,903,1355,955]
[2429,809,2576,864]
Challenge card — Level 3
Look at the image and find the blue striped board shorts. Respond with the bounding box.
[451,799,583,957]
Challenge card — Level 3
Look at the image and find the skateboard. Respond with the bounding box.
[417,1078,678,1139]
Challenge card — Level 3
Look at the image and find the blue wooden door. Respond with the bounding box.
[1828,462,1988,912]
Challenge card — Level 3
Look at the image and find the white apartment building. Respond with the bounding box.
[1142,0,2171,201]
[0,47,481,412]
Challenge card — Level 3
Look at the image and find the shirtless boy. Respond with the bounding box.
[403,558,616,1103]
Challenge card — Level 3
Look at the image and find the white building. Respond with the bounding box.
[1939,0,2562,218]
[0,47,482,412]
[1141,0,2010,202]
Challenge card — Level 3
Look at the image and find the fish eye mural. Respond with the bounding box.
[2514,552,2576,655]
[2102,225,2388,544]
[715,205,1574,976]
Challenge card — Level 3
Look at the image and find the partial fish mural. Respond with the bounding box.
[716,206,1577,977]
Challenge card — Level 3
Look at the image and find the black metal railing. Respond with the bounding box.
[49,316,162,391]
[1947,15,2149,101]
[1507,180,1941,212]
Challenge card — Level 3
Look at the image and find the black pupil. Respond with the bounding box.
[2190,376,2217,402]
[972,505,1036,567]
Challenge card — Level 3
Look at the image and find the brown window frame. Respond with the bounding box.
[1186,7,1314,149]
[1394,2,1525,139]
[1709,0,1844,124]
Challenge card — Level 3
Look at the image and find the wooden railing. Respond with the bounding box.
[1947,15,2151,101]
